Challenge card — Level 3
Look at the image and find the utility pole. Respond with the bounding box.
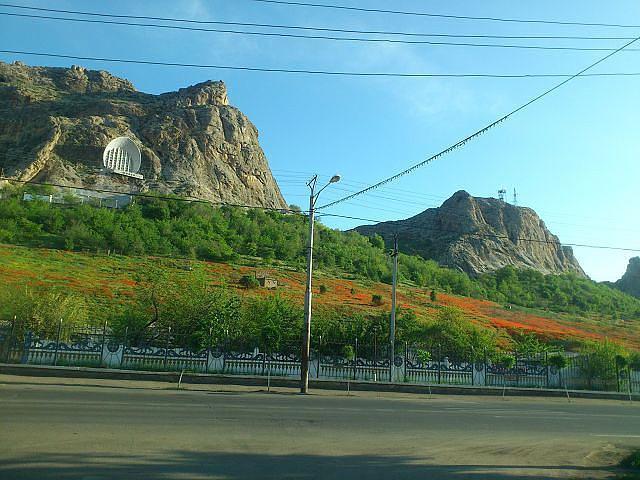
[389,234,398,382]
[300,174,341,394]
[300,175,317,394]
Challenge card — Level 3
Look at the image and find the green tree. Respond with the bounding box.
[423,307,497,359]
[578,339,627,390]
[0,285,88,338]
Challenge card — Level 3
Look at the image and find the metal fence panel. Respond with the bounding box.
[3,323,639,394]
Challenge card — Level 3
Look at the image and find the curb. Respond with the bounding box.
[1,363,638,401]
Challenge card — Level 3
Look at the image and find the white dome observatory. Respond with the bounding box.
[103,137,143,179]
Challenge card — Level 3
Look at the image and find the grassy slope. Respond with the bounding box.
[2,244,639,350]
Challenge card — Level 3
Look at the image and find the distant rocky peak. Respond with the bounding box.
[437,190,486,232]
[615,257,640,298]
[354,191,586,277]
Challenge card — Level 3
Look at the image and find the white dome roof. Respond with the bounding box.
[103,137,141,174]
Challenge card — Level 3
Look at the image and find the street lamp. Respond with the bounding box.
[300,173,340,394]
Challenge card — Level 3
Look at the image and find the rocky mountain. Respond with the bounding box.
[0,61,287,209]
[614,257,640,298]
[355,190,586,277]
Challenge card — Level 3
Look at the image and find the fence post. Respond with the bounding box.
[222,329,228,373]
[21,331,32,364]
[471,347,475,386]
[437,344,442,384]
[404,341,408,381]
[373,331,378,382]
[53,318,63,366]
[205,327,212,374]
[120,326,128,368]
[100,321,108,367]
[163,327,171,370]
[616,362,621,393]
[5,315,16,363]
[316,335,322,379]
[353,338,358,381]
[514,350,519,387]
[545,351,549,388]
[483,348,488,387]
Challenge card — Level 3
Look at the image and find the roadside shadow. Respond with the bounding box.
[0,451,617,480]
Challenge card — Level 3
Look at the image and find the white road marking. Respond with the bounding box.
[591,434,640,438]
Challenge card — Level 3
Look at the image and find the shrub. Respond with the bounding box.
[371,294,384,306]
[547,353,568,370]
[350,287,356,295]
[496,354,516,369]
[616,354,629,369]
[0,285,88,338]
[429,290,437,302]
[416,349,431,364]
[578,339,627,389]
[343,345,355,360]
[424,307,497,358]
[629,352,640,371]
[620,450,640,470]
[239,275,259,289]
[319,285,327,294]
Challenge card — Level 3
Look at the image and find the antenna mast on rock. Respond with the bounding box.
[513,188,518,206]
[498,188,507,202]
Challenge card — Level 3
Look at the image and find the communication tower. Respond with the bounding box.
[513,188,518,206]
[498,188,507,202]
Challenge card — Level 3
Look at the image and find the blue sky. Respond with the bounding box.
[1,0,639,281]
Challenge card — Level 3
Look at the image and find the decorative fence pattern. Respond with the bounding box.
[1,322,638,394]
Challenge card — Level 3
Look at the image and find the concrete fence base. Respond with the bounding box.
[2,363,638,402]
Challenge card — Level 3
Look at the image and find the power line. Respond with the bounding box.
[273,169,450,202]
[246,0,640,29]
[4,11,640,52]
[4,49,640,79]
[319,213,640,253]
[279,173,640,233]
[0,177,300,214]
[317,35,640,210]
[317,192,640,237]
[0,3,635,41]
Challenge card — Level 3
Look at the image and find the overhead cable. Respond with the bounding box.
[3,11,640,51]
[0,3,636,40]
[317,35,640,210]
[245,0,640,29]
[4,50,640,79]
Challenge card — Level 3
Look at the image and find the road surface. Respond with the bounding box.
[1,375,639,479]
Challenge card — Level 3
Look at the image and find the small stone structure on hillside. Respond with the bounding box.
[256,271,278,289]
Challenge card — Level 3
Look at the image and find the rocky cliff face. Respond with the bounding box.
[355,190,586,277]
[0,61,287,209]
[615,257,640,298]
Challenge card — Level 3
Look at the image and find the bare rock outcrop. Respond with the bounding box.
[615,257,640,298]
[0,61,286,209]
[355,190,586,277]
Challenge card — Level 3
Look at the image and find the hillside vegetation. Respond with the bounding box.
[1,243,639,353]
[1,185,639,322]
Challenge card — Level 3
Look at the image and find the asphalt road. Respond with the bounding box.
[1,375,640,479]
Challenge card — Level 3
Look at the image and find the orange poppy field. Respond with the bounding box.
[1,244,638,350]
